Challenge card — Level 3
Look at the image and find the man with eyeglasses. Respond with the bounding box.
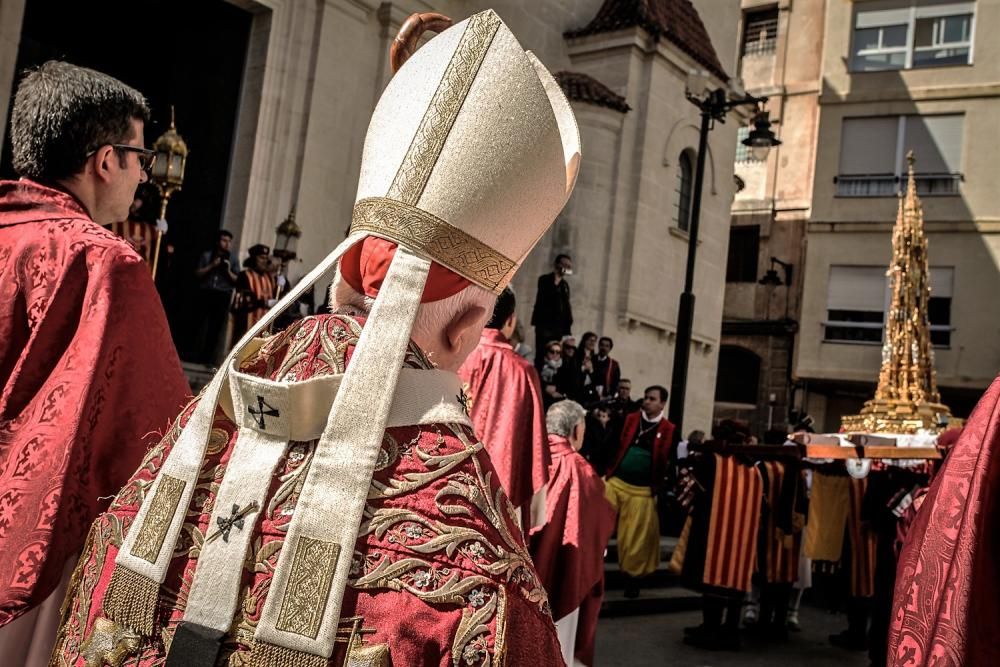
[0,61,188,659]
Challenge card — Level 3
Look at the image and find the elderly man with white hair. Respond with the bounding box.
[530,400,616,667]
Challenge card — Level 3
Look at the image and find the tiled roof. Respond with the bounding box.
[565,0,728,81]
[555,71,631,113]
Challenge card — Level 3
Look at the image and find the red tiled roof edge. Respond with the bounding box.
[564,0,729,81]
[555,71,631,113]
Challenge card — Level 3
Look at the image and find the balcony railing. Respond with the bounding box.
[834,173,962,197]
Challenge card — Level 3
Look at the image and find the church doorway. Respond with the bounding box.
[1,0,255,359]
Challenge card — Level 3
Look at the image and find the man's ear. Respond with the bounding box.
[444,304,487,354]
[92,145,117,184]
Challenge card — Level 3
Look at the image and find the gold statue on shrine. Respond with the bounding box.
[842,152,952,434]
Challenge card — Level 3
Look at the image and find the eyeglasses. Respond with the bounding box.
[547,348,561,355]
[87,144,157,172]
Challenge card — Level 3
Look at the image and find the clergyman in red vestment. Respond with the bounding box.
[888,376,1000,666]
[0,61,189,662]
[459,286,551,530]
[53,10,580,666]
[530,400,615,667]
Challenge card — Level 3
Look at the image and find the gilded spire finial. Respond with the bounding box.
[842,151,952,434]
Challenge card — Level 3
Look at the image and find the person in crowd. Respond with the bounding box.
[539,340,565,408]
[581,405,616,475]
[531,253,574,369]
[577,331,599,405]
[530,400,616,667]
[593,335,621,399]
[555,335,581,401]
[608,377,641,420]
[677,429,706,461]
[193,229,238,364]
[0,60,189,661]
[460,287,550,531]
[604,385,676,598]
[105,190,165,266]
[232,243,277,341]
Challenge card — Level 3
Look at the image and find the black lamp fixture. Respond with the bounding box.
[743,110,781,162]
[667,77,784,434]
[758,256,793,287]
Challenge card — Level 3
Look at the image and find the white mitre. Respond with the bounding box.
[101,9,580,667]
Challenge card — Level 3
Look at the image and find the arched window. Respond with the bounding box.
[673,150,694,232]
[714,345,761,405]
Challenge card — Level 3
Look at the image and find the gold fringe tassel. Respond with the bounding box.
[102,566,159,636]
[250,642,329,667]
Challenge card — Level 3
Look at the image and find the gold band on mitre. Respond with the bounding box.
[350,197,517,294]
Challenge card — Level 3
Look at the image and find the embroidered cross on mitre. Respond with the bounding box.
[248,395,280,429]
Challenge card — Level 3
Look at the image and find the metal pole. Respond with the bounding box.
[668,105,712,434]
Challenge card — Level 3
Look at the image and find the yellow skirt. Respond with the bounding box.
[605,477,660,577]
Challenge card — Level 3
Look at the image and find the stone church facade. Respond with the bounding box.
[0,0,744,431]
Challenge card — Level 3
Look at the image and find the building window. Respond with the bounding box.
[715,346,761,405]
[836,114,963,197]
[824,265,953,347]
[673,151,694,232]
[726,225,760,283]
[742,7,779,57]
[851,2,975,72]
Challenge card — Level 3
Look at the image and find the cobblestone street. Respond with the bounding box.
[596,606,872,667]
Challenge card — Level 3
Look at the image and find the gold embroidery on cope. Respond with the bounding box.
[387,11,501,205]
[132,474,186,563]
[351,198,515,294]
[338,616,391,667]
[79,617,141,667]
[275,536,341,637]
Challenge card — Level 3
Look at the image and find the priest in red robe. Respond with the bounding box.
[54,10,580,666]
[459,286,550,530]
[889,376,1000,666]
[530,399,616,667]
[0,61,189,661]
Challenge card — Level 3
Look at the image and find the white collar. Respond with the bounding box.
[641,410,664,423]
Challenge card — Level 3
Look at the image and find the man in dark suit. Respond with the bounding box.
[531,254,573,369]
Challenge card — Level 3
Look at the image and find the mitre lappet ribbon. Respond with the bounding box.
[104,231,368,637]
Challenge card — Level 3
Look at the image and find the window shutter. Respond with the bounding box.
[828,266,887,311]
[903,115,963,174]
[856,8,911,29]
[930,266,954,297]
[840,117,898,175]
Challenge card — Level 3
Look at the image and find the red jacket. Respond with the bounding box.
[606,411,675,488]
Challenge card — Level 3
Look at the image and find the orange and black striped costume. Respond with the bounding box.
[106,219,156,265]
[682,454,763,595]
[758,461,803,584]
[847,477,877,598]
[233,269,277,341]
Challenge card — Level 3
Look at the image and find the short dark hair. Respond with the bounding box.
[11,61,150,182]
[645,385,668,402]
[555,253,571,264]
[620,378,631,386]
[486,287,516,329]
[599,336,614,349]
[218,229,234,240]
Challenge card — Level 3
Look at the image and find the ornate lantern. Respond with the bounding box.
[742,110,781,162]
[150,106,189,278]
[273,207,302,263]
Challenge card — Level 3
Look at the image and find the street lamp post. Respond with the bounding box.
[667,87,781,434]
